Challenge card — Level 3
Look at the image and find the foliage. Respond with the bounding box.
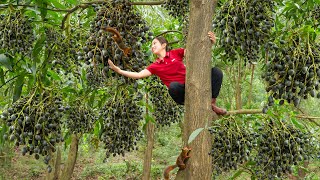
[0,0,319,179]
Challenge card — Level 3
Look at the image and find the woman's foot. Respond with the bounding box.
[211,98,227,115]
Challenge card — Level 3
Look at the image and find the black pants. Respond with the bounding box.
[168,67,223,105]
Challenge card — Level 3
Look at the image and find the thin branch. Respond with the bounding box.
[222,108,320,127]
[295,115,320,120]
[225,109,262,115]
[130,1,165,5]
[296,108,320,127]
[0,4,69,12]
[156,30,183,37]
[60,4,89,29]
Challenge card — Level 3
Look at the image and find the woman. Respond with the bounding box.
[108,31,227,115]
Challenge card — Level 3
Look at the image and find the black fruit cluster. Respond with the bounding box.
[148,77,183,127]
[45,28,82,74]
[85,66,108,88]
[162,0,189,22]
[212,0,275,63]
[1,91,65,173]
[254,119,316,179]
[312,5,320,20]
[64,101,97,134]
[0,11,35,57]
[99,87,143,159]
[209,120,256,176]
[262,39,320,109]
[82,0,152,87]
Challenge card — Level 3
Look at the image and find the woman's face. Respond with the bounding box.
[151,39,166,55]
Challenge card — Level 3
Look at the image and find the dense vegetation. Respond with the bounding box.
[0,0,319,179]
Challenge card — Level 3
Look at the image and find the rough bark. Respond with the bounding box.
[45,146,61,180]
[142,97,155,180]
[175,0,216,179]
[61,134,79,180]
[53,146,61,180]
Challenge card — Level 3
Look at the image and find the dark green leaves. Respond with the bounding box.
[32,33,46,63]
[0,54,12,70]
[13,73,25,103]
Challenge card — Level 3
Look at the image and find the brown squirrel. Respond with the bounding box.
[163,147,192,180]
[102,27,132,57]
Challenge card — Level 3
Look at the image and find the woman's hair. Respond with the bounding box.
[154,36,170,51]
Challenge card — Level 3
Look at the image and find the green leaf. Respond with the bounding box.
[35,0,48,20]
[231,170,244,180]
[93,120,101,137]
[64,131,71,150]
[291,118,304,130]
[245,160,256,166]
[32,33,46,62]
[66,0,78,5]
[62,86,77,94]
[0,54,12,70]
[89,90,96,107]
[188,128,204,144]
[293,3,301,9]
[49,0,66,9]
[47,69,61,80]
[13,73,25,103]
[144,114,155,124]
[0,67,4,84]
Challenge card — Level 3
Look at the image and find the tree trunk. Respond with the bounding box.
[142,121,155,180]
[235,59,242,110]
[175,1,216,179]
[61,134,79,180]
[53,146,61,180]
[248,63,255,107]
[45,146,61,180]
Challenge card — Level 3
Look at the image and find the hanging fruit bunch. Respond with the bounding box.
[99,86,144,159]
[311,4,320,21]
[212,0,275,64]
[162,0,189,40]
[64,100,97,134]
[45,27,83,74]
[162,0,189,21]
[208,118,256,176]
[83,0,152,87]
[0,10,35,57]
[1,90,65,173]
[148,76,183,127]
[253,118,317,179]
[262,34,320,109]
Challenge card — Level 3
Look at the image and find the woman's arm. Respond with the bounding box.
[108,59,152,79]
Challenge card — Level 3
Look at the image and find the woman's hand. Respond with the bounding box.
[108,59,121,73]
[208,31,216,44]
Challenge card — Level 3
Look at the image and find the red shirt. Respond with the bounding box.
[146,48,186,87]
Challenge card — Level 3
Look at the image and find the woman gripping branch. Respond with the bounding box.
[108,31,227,115]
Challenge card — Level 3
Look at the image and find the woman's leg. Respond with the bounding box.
[168,82,185,105]
[211,67,227,115]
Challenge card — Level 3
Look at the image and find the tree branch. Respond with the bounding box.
[225,109,262,115]
[156,30,183,37]
[223,108,320,126]
[60,4,89,29]
[0,4,69,12]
